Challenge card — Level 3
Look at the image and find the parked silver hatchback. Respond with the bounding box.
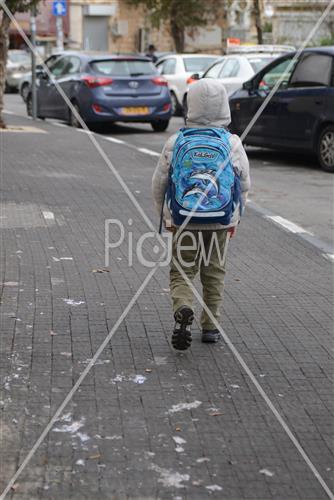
[6,50,31,92]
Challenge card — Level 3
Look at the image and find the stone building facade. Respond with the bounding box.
[68,0,229,54]
[68,0,164,53]
[271,0,334,46]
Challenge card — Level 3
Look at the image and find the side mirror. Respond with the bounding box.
[190,73,200,81]
[242,80,253,91]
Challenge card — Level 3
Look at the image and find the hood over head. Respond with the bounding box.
[186,78,231,128]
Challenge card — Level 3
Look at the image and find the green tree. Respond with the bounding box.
[127,0,221,53]
[0,0,40,127]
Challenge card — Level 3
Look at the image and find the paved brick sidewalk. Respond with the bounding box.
[0,115,333,500]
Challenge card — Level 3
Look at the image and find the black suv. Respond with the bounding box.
[229,47,334,172]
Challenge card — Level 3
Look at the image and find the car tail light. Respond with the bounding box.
[152,76,168,86]
[92,103,103,113]
[163,103,171,111]
[186,76,197,85]
[82,76,113,88]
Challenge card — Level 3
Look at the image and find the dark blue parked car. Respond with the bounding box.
[229,47,334,172]
[27,52,172,132]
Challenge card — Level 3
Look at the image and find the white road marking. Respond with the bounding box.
[42,211,55,220]
[104,136,125,144]
[265,215,313,235]
[137,147,160,157]
[76,128,92,134]
[323,254,334,263]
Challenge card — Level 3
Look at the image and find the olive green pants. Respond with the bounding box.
[170,229,229,330]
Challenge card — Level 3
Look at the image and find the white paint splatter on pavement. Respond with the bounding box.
[130,374,147,384]
[206,484,223,492]
[62,299,85,306]
[168,401,202,414]
[151,464,190,488]
[52,421,84,434]
[110,374,147,385]
[259,468,274,477]
[173,436,186,445]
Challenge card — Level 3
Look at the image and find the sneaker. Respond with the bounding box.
[172,306,194,351]
[201,329,220,343]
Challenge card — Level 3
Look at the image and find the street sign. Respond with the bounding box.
[52,0,67,16]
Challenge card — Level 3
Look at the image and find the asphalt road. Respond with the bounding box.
[4,93,334,250]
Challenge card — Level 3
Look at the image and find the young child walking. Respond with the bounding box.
[152,79,250,350]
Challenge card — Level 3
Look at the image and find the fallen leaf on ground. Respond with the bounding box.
[50,330,57,336]
[209,411,223,417]
[92,268,110,273]
[145,368,152,373]
[89,454,101,460]
[175,427,181,432]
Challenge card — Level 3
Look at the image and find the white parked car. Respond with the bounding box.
[19,52,66,101]
[156,54,219,114]
[6,50,31,92]
[187,53,282,101]
[183,46,296,109]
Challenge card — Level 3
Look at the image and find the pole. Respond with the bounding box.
[30,5,37,120]
[56,15,64,51]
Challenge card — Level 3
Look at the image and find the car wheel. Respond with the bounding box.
[151,120,169,132]
[21,83,30,102]
[317,125,334,173]
[69,102,83,128]
[170,92,180,116]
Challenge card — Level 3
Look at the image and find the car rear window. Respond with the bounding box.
[290,53,333,87]
[9,52,30,64]
[90,59,157,76]
[248,57,275,72]
[183,57,217,72]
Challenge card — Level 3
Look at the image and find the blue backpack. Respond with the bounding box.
[165,127,242,227]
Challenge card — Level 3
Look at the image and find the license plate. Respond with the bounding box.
[121,106,150,115]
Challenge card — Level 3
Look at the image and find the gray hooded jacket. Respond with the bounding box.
[152,78,251,230]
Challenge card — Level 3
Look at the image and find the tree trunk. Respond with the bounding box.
[253,0,263,45]
[170,1,185,53]
[0,13,11,128]
[170,19,185,52]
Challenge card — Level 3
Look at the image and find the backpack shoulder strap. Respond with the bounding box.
[159,130,183,233]
[170,129,186,168]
